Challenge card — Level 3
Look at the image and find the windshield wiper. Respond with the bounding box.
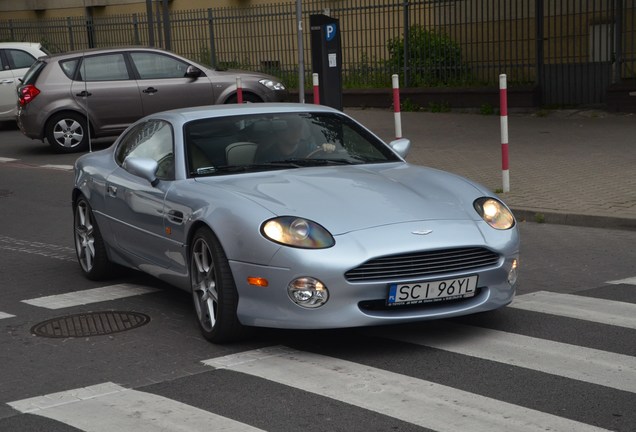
[272,158,360,166]
[191,162,302,177]
[190,159,364,177]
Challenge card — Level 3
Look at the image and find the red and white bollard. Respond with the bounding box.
[392,74,402,139]
[499,73,510,193]
[236,76,243,104]
[312,73,320,105]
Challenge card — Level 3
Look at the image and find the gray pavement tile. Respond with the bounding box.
[345,108,636,230]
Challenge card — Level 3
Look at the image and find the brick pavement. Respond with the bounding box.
[345,108,636,231]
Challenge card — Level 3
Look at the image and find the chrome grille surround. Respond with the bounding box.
[344,247,501,282]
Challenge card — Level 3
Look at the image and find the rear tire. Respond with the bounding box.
[46,112,90,153]
[190,227,247,343]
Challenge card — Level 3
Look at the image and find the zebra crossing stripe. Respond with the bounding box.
[510,291,636,329]
[376,322,636,393]
[203,346,609,432]
[8,382,266,432]
[607,276,636,285]
[0,311,15,319]
[40,164,74,171]
[21,284,160,309]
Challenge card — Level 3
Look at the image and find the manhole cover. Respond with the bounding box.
[31,311,150,338]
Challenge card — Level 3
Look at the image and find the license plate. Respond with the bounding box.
[387,275,478,306]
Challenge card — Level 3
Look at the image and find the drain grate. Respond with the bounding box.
[0,189,12,198]
[31,311,150,338]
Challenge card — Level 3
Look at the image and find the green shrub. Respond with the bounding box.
[386,26,470,87]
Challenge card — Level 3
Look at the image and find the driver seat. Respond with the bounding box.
[226,142,257,166]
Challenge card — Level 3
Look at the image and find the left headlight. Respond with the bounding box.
[474,197,515,230]
[261,216,335,249]
[259,79,286,91]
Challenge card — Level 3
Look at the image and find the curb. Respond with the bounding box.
[511,208,636,232]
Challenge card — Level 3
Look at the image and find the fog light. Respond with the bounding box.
[508,259,519,285]
[288,277,329,308]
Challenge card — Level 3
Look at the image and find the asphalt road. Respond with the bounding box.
[0,124,635,432]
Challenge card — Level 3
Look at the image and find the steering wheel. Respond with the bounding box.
[306,143,336,158]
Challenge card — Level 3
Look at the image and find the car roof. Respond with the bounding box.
[0,42,44,49]
[152,103,343,123]
[37,46,175,61]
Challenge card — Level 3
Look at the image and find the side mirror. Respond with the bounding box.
[123,157,159,186]
[389,138,411,158]
[185,65,202,78]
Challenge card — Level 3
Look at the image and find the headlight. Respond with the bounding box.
[261,216,334,248]
[474,197,515,230]
[259,79,286,91]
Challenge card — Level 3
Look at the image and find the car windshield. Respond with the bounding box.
[185,112,401,177]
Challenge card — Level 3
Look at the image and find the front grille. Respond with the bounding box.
[344,247,500,282]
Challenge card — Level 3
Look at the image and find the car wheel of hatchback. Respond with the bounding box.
[46,112,90,153]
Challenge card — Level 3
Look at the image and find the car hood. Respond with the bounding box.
[195,163,486,235]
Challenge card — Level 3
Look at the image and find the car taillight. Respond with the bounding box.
[18,84,40,106]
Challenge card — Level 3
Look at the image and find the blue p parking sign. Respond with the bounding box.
[325,23,337,41]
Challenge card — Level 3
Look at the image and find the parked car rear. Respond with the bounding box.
[17,46,288,153]
[0,42,49,122]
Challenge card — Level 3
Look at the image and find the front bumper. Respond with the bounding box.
[229,219,519,329]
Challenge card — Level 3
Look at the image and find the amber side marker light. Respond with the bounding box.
[248,277,269,287]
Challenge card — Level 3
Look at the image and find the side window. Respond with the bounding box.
[116,120,175,180]
[8,49,37,69]
[130,52,188,79]
[59,59,80,79]
[0,52,7,70]
[79,53,129,81]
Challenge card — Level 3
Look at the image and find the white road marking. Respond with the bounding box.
[203,346,609,432]
[21,284,161,309]
[8,382,265,432]
[607,276,636,285]
[0,157,18,162]
[377,322,636,393]
[40,164,74,171]
[0,311,15,319]
[510,291,636,329]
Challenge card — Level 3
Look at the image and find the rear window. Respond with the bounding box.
[20,60,46,85]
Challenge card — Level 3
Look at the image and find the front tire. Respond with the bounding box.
[74,196,112,280]
[190,227,246,343]
[46,112,90,153]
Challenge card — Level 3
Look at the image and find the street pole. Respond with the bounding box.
[296,0,305,103]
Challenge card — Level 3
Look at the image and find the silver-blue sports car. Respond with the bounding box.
[73,103,519,343]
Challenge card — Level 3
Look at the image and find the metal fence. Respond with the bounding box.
[1,0,634,106]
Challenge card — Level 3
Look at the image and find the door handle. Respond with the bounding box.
[142,87,158,94]
[1,79,14,84]
[76,90,92,97]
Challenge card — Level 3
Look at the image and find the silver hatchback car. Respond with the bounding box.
[17,46,288,153]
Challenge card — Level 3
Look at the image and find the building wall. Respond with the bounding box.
[0,0,292,19]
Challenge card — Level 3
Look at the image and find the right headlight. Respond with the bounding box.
[261,216,335,249]
[474,197,515,230]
